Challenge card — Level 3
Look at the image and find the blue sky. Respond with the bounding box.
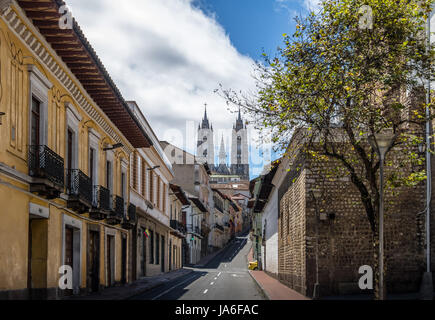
[193,0,304,60]
[67,0,318,179]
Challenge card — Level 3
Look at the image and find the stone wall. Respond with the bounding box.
[278,148,427,297]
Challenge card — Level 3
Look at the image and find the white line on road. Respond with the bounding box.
[203,289,208,294]
[218,272,221,276]
[214,277,218,280]
[151,275,198,300]
[210,282,214,285]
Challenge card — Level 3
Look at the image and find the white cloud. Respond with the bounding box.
[303,0,321,11]
[66,0,265,174]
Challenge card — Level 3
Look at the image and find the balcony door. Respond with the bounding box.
[64,226,74,296]
[30,97,41,147]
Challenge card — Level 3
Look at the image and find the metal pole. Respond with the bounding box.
[419,11,433,300]
[425,8,431,276]
[379,153,385,300]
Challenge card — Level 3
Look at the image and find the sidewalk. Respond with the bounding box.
[63,268,193,300]
[247,247,310,300]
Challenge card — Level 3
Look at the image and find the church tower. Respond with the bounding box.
[230,109,249,180]
[196,105,215,166]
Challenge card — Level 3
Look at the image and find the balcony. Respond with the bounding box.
[66,169,93,213]
[121,203,137,230]
[171,220,187,234]
[106,195,124,225]
[89,185,111,220]
[214,223,224,232]
[28,145,64,199]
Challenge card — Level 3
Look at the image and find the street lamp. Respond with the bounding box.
[368,129,395,300]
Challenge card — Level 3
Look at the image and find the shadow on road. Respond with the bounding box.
[129,270,208,300]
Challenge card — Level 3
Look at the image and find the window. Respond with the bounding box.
[156,233,160,265]
[106,160,112,193]
[149,230,154,264]
[132,152,138,190]
[149,171,154,203]
[121,172,126,199]
[30,97,41,146]
[141,159,146,197]
[157,177,161,209]
[89,148,95,183]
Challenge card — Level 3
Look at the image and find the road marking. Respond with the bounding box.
[203,289,208,294]
[214,277,218,280]
[151,275,198,300]
[210,282,214,285]
[218,272,221,276]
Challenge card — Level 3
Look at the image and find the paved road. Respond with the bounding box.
[131,235,265,300]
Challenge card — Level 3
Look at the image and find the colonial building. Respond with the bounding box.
[160,142,214,259]
[196,107,250,181]
[0,0,152,299]
[168,183,189,271]
[128,101,174,278]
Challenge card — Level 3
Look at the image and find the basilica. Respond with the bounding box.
[196,107,250,181]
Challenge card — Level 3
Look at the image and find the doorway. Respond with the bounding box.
[106,235,115,287]
[161,235,165,273]
[121,235,127,284]
[88,229,100,292]
[64,226,74,296]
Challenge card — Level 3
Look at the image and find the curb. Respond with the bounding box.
[247,270,271,300]
[125,269,194,300]
[244,240,270,301]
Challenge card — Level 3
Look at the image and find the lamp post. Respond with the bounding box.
[368,130,395,300]
[311,189,322,300]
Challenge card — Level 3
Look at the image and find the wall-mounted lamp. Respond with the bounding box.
[0,112,5,125]
[103,143,123,151]
[147,165,160,171]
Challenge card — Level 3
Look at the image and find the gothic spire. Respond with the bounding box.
[201,103,210,129]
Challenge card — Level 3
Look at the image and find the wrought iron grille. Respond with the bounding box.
[93,185,111,211]
[28,145,64,188]
[67,169,93,204]
[127,203,136,222]
[114,195,124,218]
[171,220,187,234]
[214,223,224,232]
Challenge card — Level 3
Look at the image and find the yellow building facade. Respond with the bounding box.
[0,1,150,299]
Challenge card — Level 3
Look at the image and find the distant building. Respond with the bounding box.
[196,106,250,181]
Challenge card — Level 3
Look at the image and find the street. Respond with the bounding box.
[131,235,265,300]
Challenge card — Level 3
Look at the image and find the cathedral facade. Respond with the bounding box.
[196,107,250,181]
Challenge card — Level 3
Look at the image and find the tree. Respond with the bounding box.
[221,0,435,299]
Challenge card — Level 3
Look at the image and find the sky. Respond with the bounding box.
[66,0,320,179]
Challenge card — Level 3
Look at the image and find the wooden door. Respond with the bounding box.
[121,236,127,284]
[88,231,100,292]
[161,235,165,272]
[107,236,112,286]
[64,227,74,296]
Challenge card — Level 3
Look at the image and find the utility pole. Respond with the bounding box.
[420,9,433,300]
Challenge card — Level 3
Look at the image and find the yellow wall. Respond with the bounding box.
[0,7,134,297]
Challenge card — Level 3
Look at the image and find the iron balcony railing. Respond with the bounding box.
[214,223,224,232]
[66,169,93,204]
[113,195,125,218]
[92,185,111,211]
[171,220,186,234]
[28,145,64,188]
[127,203,136,222]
